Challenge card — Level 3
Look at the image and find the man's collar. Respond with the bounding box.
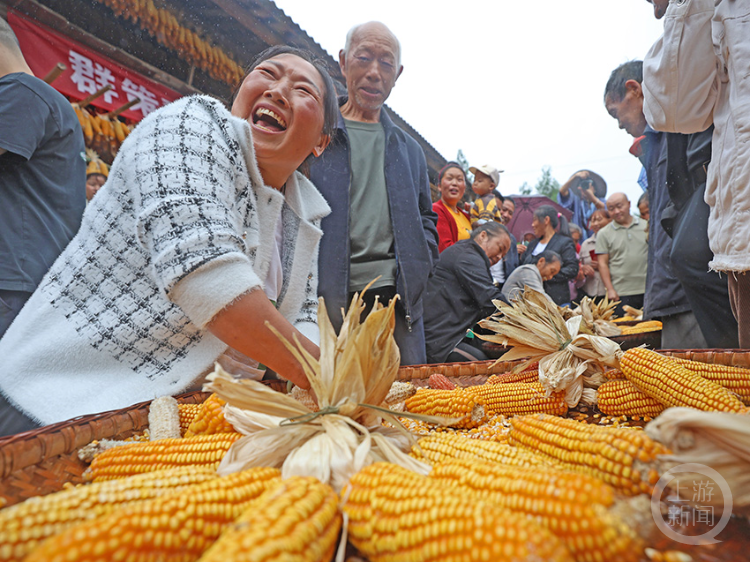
[612,215,639,229]
[336,96,393,131]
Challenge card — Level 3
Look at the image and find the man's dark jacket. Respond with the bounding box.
[308,100,439,338]
[521,233,578,305]
[423,239,506,364]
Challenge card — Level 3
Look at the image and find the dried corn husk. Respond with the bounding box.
[569,296,623,337]
[204,292,441,493]
[646,408,750,516]
[477,287,622,407]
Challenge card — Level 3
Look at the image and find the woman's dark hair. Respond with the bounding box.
[590,209,611,221]
[533,250,561,266]
[438,161,468,186]
[232,45,338,138]
[533,205,570,236]
[470,221,509,241]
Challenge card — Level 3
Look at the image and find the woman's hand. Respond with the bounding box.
[207,289,318,389]
[579,264,595,278]
[517,243,527,255]
[606,288,619,301]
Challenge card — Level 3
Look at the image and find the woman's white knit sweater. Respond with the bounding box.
[0,96,330,425]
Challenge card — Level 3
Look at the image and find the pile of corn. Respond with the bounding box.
[617,320,663,335]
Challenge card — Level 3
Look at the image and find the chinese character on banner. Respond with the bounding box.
[121,78,160,118]
[68,50,119,104]
[692,480,715,503]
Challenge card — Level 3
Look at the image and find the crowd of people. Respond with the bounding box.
[0,0,748,436]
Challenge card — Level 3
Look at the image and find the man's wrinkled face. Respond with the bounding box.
[501,200,515,224]
[605,83,647,139]
[340,25,402,115]
[539,260,561,282]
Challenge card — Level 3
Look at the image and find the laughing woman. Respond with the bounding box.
[0,46,337,436]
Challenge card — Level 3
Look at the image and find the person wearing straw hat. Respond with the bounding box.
[0,18,86,339]
[557,170,607,238]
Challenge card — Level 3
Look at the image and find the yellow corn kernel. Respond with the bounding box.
[184,393,236,437]
[671,357,750,405]
[86,433,242,482]
[343,462,574,562]
[621,348,748,413]
[177,403,201,435]
[24,467,281,562]
[465,381,568,416]
[429,458,642,562]
[597,379,665,417]
[0,467,218,562]
[404,388,487,428]
[411,432,556,468]
[197,476,341,562]
[509,414,670,496]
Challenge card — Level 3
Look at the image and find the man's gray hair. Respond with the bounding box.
[343,22,401,67]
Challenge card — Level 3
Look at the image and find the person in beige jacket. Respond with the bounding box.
[643,0,750,346]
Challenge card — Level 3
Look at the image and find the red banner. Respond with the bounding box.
[8,10,181,121]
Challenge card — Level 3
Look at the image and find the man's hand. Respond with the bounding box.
[517,244,527,255]
[607,288,619,301]
[580,264,595,278]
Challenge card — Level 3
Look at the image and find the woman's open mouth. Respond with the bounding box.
[252,107,288,132]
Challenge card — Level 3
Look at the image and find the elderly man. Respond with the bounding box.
[606,56,736,348]
[595,193,648,316]
[423,222,510,364]
[309,22,438,365]
[642,0,744,346]
[489,190,519,288]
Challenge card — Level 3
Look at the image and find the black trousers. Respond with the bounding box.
[670,184,739,348]
[0,392,40,438]
[614,294,644,318]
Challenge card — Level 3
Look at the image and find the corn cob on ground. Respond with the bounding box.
[197,476,341,562]
[405,388,486,428]
[671,357,750,405]
[465,381,568,416]
[24,467,281,562]
[184,393,237,437]
[597,379,665,418]
[620,348,748,413]
[343,462,575,562]
[411,432,555,468]
[429,458,643,562]
[0,467,218,562]
[86,432,242,482]
[509,414,670,496]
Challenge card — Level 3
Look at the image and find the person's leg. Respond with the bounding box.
[0,393,40,438]
[727,273,750,349]
[659,311,708,350]
[670,185,739,348]
[0,290,32,339]
[393,313,427,366]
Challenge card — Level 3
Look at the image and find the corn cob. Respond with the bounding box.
[25,467,281,562]
[184,393,237,437]
[618,321,662,335]
[343,462,574,562]
[428,373,456,390]
[86,432,242,481]
[671,357,750,405]
[620,348,748,413]
[404,388,486,428]
[383,380,416,405]
[486,369,539,385]
[597,379,666,417]
[603,368,625,380]
[197,476,341,562]
[509,414,670,496]
[411,432,555,468]
[0,467,218,562]
[465,381,568,416]
[148,396,181,440]
[429,458,642,562]
[178,403,201,435]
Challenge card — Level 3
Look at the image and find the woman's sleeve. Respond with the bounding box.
[133,98,262,329]
[554,237,580,282]
[434,205,454,252]
[643,0,718,133]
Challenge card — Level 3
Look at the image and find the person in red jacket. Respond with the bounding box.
[433,161,471,252]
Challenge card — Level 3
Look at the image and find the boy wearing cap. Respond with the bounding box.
[468,164,503,225]
[85,150,109,201]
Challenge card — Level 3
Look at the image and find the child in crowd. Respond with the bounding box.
[468,164,503,225]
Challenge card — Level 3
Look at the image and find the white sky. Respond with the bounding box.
[273,0,665,211]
